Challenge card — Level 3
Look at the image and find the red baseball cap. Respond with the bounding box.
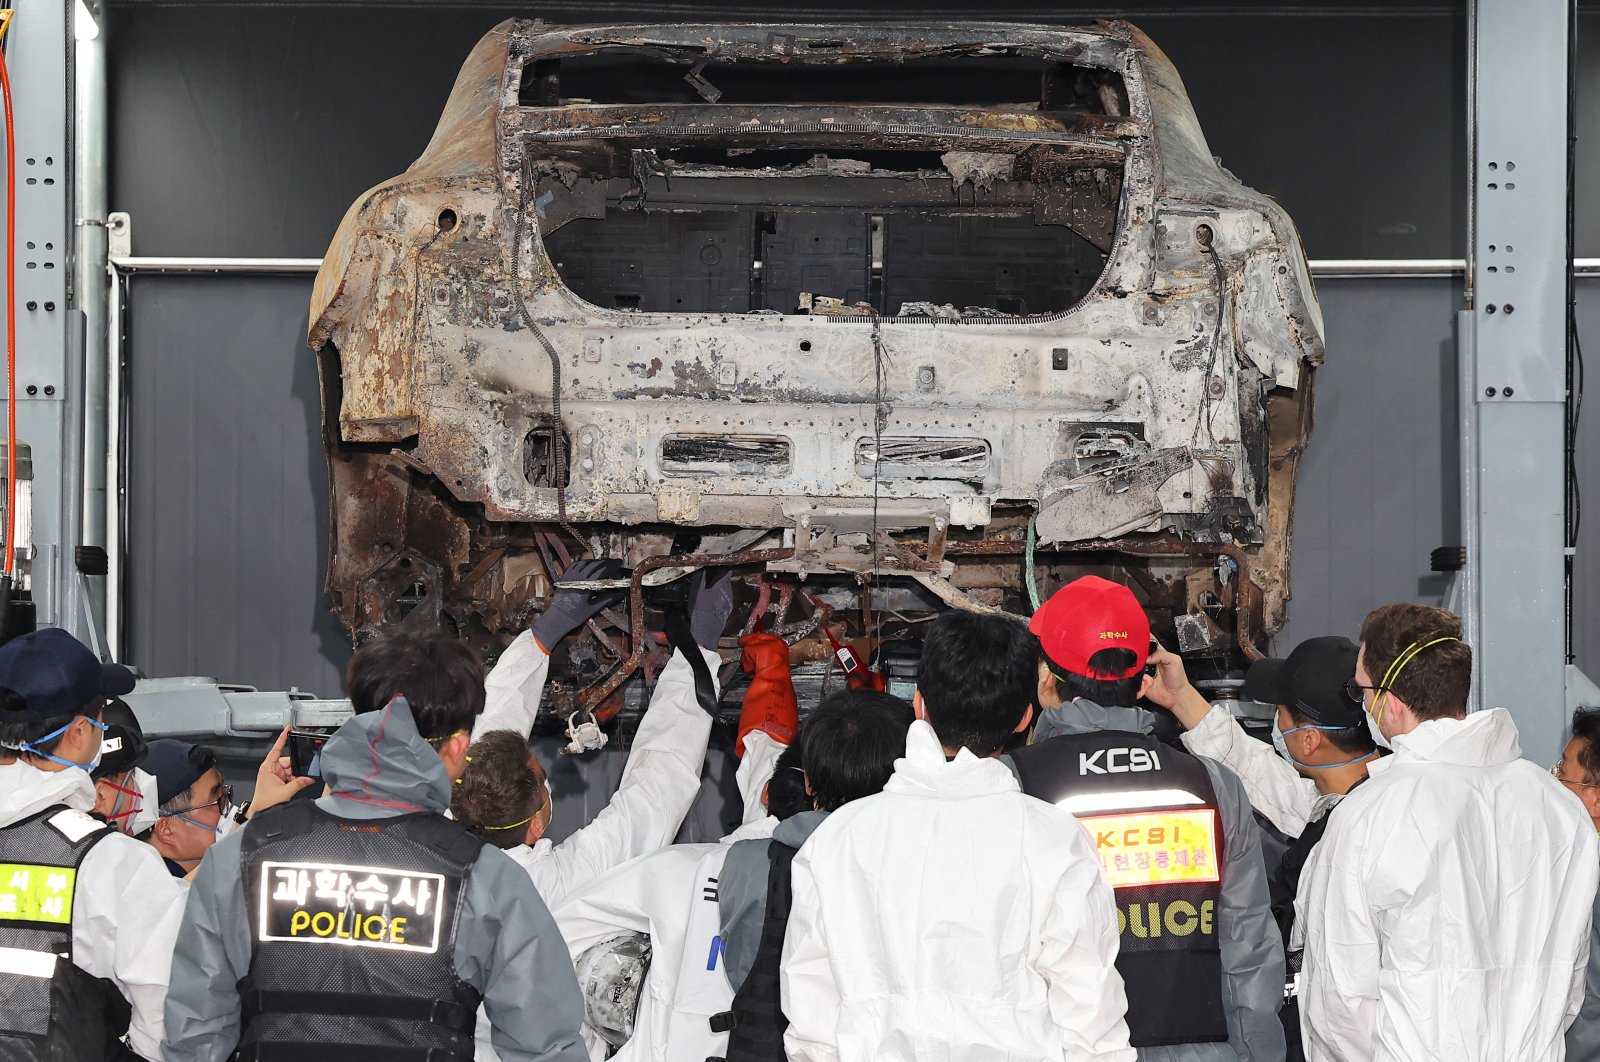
[1030,575,1151,679]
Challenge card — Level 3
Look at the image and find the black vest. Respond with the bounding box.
[1010,729,1229,1049]
[237,801,486,1062]
[0,805,130,1062]
[1274,779,1365,1062]
[711,841,798,1062]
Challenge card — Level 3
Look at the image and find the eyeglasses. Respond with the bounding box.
[1342,680,1381,703]
[184,782,235,817]
[1551,764,1600,790]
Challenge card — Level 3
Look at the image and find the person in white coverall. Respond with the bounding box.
[547,740,799,1062]
[1552,707,1600,1058]
[781,610,1134,1062]
[457,630,799,1062]
[0,627,187,1061]
[1297,602,1599,1061]
[1156,634,1373,1062]
[553,690,909,1062]
[455,628,801,1062]
[469,560,733,907]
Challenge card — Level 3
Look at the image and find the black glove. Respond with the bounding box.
[688,568,735,650]
[530,559,625,650]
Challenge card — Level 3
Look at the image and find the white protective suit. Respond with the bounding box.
[548,726,786,1061]
[1297,707,1600,1061]
[781,719,1135,1062]
[472,633,723,907]
[0,760,188,1059]
[555,840,736,1062]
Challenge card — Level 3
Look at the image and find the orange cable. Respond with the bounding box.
[0,37,15,577]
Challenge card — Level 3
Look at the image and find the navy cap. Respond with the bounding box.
[0,628,135,721]
[143,739,213,806]
[1243,636,1362,728]
[91,697,149,779]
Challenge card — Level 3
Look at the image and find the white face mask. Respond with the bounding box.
[1365,700,1393,751]
[128,768,160,835]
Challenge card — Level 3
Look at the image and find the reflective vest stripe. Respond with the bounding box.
[0,945,58,978]
[1055,788,1210,815]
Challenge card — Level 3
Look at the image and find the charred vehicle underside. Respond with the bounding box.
[309,20,1325,726]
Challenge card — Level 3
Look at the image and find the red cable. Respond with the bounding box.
[0,42,15,578]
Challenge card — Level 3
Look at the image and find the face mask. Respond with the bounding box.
[130,768,160,834]
[1273,717,1379,769]
[98,770,146,834]
[23,716,108,772]
[1364,634,1459,751]
[1365,699,1393,751]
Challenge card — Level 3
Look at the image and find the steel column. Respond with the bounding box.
[5,1,82,639]
[74,1,107,655]
[1462,0,1574,764]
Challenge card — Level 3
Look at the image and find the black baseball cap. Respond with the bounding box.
[92,697,150,779]
[0,628,136,721]
[1243,635,1362,728]
[144,739,217,806]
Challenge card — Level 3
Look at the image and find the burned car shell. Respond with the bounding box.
[309,20,1324,669]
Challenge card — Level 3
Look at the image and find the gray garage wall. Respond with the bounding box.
[127,273,1600,692]
[125,275,351,694]
[108,1,1470,262]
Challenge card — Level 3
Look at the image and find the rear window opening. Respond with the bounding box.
[540,149,1121,318]
[520,47,1127,114]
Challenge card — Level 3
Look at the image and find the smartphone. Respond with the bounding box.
[288,729,331,779]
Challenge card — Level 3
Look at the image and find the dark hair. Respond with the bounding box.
[801,690,913,812]
[917,611,1037,756]
[0,690,102,757]
[451,730,540,850]
[1572,708,1600,785]
[1044,648,1143,708]
[765,742,811,822]
[160,744,220,815]
[1358,603,1471,721]
[1284,707,1376,757]
[346,629,487,741]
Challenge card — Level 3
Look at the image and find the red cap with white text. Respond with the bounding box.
[1029,575,1151,679]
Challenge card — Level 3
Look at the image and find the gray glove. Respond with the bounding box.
[688,568,735,650]
[530,559,625,650]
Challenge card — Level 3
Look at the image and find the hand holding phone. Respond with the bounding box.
[288,729,331,779]
[248,727,324,823]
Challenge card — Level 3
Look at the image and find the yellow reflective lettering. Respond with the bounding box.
[311,912,336,937]
[389,916,408,945]
[1200,900,1215,936]
[289,910,310,936]
[1127,903,1148,938]
[1165,900,1198,936]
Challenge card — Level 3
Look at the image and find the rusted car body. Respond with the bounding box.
[309,19,1324,714]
